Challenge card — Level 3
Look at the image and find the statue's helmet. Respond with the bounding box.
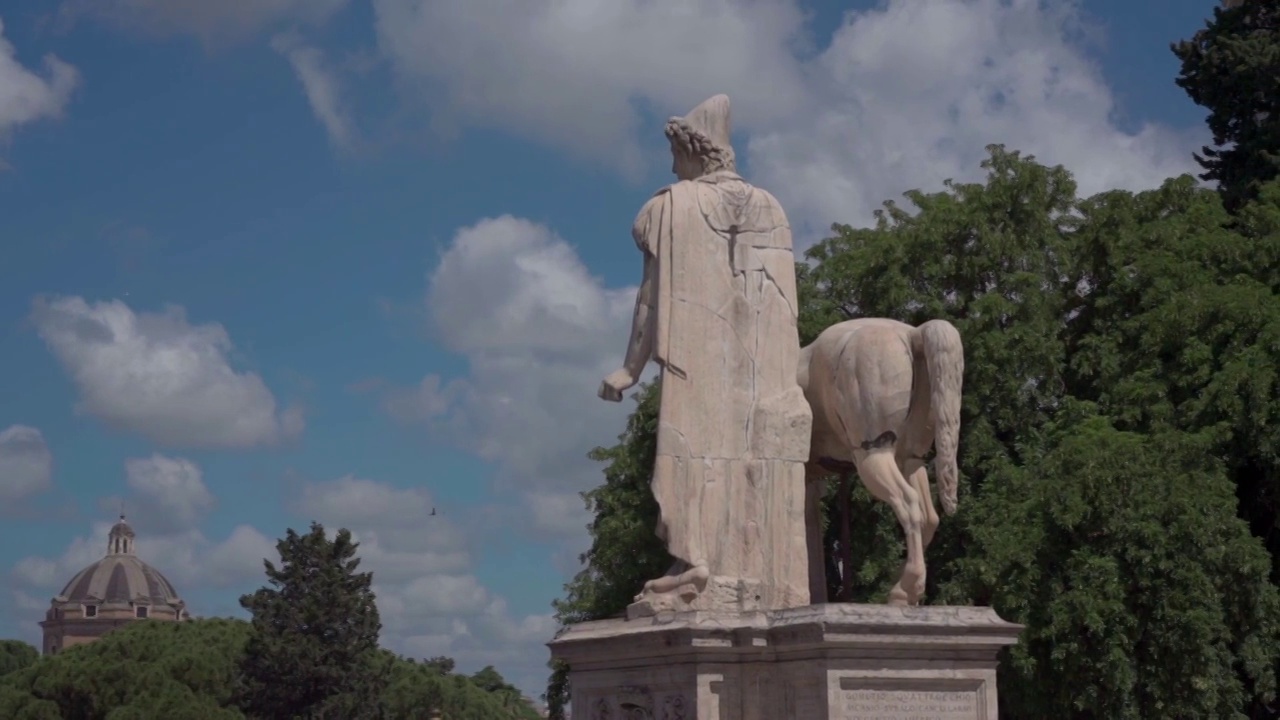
[665,94,736,173]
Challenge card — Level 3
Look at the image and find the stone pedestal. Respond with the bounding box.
[549,604,1022,719]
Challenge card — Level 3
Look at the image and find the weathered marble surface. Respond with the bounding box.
[550,604,1021,720]
[800,318,964,607]
[598,94,812,615]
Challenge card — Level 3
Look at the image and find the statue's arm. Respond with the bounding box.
[621,192,666,377]
[600,193,665,401]
[619,251,656,379]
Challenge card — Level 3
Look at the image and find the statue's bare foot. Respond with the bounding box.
[636,564,710,598]
[887,585,911,606]
[628,565,712,618]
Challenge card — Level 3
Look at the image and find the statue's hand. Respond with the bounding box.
[598,369,635,402]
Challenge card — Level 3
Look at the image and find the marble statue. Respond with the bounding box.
[598,94,813,614]
[799,318,963,606]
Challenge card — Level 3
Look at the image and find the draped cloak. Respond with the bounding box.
[631,170,813,610]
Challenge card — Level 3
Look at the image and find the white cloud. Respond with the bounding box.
[198,525,278,587]
[290,474,472,582]
[11,520,273,597]
[0,425,53,506]
[293,473,439,529]
[31,296,304,449]
[0,19,79,145]
[373,0,1201,232]
[386,216,640,541]
[377,219,649,689]
[11,471,555,695]
[270,31,357,151]
[287,474,554,695]
[382,375,454,424]
[746,0,1203,238]
[371,0,810,178]
[396,595,557,693]
[61,0,349,44]
[123,455,215,531]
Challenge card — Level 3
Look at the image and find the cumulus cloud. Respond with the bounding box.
[12,461,273,614]
[60,0,349,44]
[287,474,554,694]
[31,296,304,449]
[746,0,1203,237]
[373,0,1201,232]
[372,0,809,178]
[270,31,357,151]
[384,216,641,541]
[0,425,53,506]
[11,469,552,692]
[0,19,79,146]
[11,519,274,598]
[122,455,215,532]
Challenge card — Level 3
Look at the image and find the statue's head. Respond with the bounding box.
[665,94,736,180]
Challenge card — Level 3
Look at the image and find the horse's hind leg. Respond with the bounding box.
[904,462,940,550]
[855,450,926,606]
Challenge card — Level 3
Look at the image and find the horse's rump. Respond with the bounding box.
[803,319,917,458]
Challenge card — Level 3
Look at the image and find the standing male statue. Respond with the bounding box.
[599,94,813,614]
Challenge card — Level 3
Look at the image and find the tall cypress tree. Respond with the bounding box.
[1173,0,1280,212]
[238,523,387,719]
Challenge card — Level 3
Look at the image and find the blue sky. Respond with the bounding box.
[0,0,1218,696]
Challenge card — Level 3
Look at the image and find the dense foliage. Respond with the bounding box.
[0,523,540,720]
[547,145,1280,718]
[0,618,251,720]
[853,161,1280,712]
[238,523,386,719]
[944,413,1277,718]
[1173,0,1280,212]
[0,641,38,679]
[0,619,537,720]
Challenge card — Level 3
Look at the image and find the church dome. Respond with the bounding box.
[57,551,183,606]
[47,516,187,622]
[39,515,188,655]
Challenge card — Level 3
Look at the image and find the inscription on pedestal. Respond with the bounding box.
[838,689,976,720]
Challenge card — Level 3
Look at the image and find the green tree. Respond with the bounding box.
[941,411,1280,718]
[544,382,671,718]
[469,665,508,693]
[0,640,38,678]
[0,618,250,719]
[422,656,455,675]
[804,146,1080,601]
[238,523,387,719]
[469,666,534,718]
[0,616,534,719]
[806,150,1280,715]
[1173,0,1280,212]
[1066,175,1280,581]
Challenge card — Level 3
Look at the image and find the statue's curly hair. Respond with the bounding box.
[664,118,736,174]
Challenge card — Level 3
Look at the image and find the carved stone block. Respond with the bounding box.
[550,604,1021,720]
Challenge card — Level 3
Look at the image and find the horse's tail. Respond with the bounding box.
[918,320,963,515]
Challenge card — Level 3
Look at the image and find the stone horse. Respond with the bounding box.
[798,318,963,606]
